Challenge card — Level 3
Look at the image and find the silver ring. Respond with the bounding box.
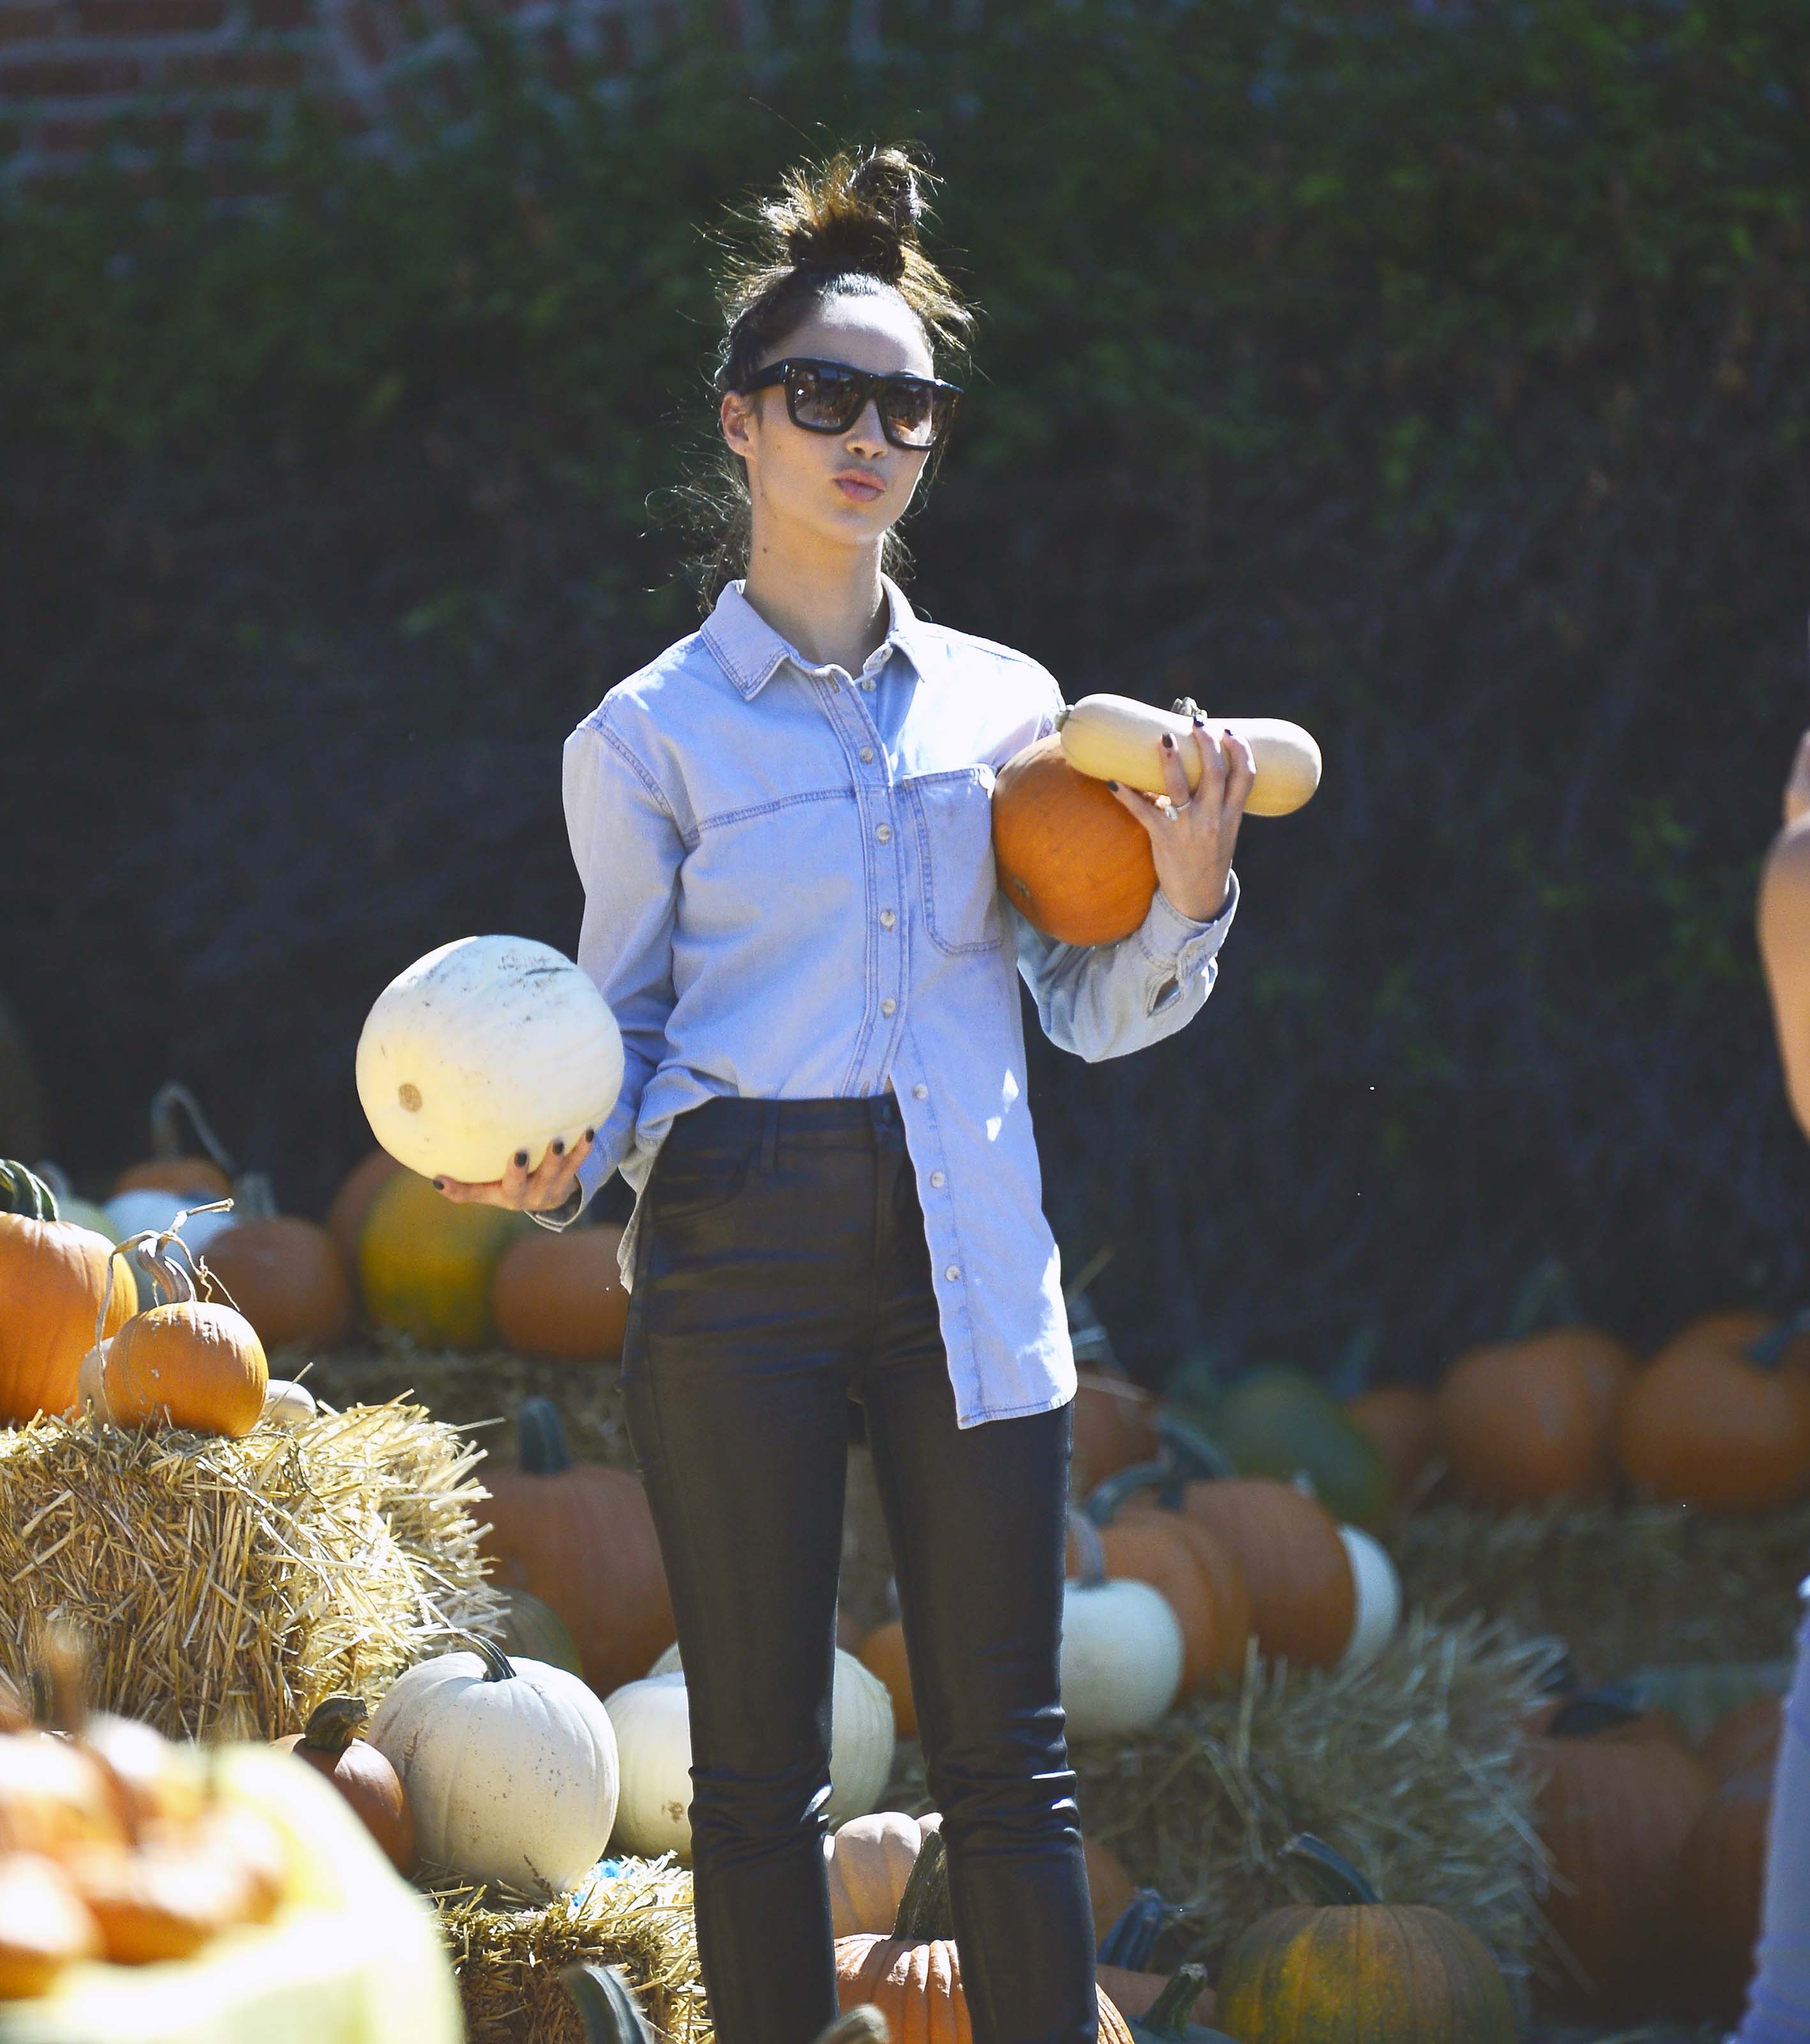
[1163,800,1188,823]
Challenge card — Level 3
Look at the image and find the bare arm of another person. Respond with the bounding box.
[1756,728,1810,1141]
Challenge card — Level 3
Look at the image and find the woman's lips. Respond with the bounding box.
[834,475,884,502]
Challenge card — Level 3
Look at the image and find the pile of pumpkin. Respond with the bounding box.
[28,1081,629,1364]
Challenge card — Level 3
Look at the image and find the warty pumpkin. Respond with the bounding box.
[0,1852,102,1999]
[1528,1691,1712,2016]
[834,1824,1139,2044]
[1435,1327,1636,1509]
[1070,1480,1250,1700]
[479,1397,675,1697]
[274,1696,415,1875]
[1213,1833,1517,2043]
[358,1165,528,1350]
[490,1221,630,1361]
[1617,1311,1810,1513]
[95,1230,269,1438]
[0,1159,135,1424]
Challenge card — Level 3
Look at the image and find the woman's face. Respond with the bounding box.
[721,287,937,563]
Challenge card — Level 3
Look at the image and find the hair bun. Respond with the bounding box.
[771,146,932,286]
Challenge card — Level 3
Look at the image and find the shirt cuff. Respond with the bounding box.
[1135,867,1240,973]
[526,1182,585,1232]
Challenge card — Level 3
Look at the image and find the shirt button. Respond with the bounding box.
[860,747,875,764]
[880,998,897,1016]
[945,1263,961,1282]
[880,909,896,929]
[875,823,893,843]
[861,677,875,692]
[913,1084,928,1101]
[930,1170,946,1188]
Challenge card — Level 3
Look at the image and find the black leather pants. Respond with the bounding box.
[619,1093,1098,2044]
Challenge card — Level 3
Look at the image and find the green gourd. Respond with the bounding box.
[1191,1366,1392,1530]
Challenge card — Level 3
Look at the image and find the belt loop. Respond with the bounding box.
[760,1099,781,1177]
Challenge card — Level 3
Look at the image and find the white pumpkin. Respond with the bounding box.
[104,1191,238,1306]
[602,1669,696,1860]
[1060,1513,1184,1739]
[368,1636,618,1898]
[640,1644,896,1841]
[1335,1524,1402,1675]
[355,934,624,1186]
[261,1378,319,1430]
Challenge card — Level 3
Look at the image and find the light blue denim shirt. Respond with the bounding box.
[539,574,1240,1428]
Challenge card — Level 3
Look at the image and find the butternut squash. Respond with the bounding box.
[1057,695,1321,818]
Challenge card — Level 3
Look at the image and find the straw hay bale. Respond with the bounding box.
[430,1855,708,2044]
[883,1612,1561,1999]
[0,1400,502,1740]
[1396,1499,1810,1682]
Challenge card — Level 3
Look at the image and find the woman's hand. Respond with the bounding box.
[433,1129,598,1212]
[1107,713,1257,922]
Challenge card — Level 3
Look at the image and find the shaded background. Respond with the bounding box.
[6,0,1810,1387]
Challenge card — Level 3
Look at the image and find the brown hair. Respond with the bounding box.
[685,142,978,612]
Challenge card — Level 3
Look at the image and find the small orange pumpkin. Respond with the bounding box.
[1156,1476,1351,1672]
[98,1231,269,1438]
[489,1223,630,1361]
[990,735,1156,947]
[0,1160,135,1424]
[856,1619,917,1741]
[834,1824,1137,2044]
[1344,1384,1441,1505]
[1069,1371,1162,1504]
[201,1216,353,1349]
[1436,1328,1636,1509]
[275,1695,415,1875]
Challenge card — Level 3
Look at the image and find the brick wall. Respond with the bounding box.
[0,0,726,185]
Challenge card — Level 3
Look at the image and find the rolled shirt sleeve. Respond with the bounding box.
[528,717,684,1233]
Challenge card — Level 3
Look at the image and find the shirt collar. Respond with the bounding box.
[700,574,927,699]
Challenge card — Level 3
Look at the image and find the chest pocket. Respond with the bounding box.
[905,766,1006,956]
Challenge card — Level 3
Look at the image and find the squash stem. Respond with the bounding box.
[892,1824,954,1940]
[1279,1834,1381,1908]
[1085,1459,1176,1525]
[519,1396,574,1476]
[149,1081,238,1177]
[301,1695,369,1757]
[456,1631,519,1684]
[1141,1962,1209,2034]
[1067,1508,1108,1589]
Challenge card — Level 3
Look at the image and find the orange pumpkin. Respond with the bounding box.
[834,1824,1137,2044]
[1436,1328,1636,1509]
[1069,1371,1163,1502]
[1701,1695,1783,1785]
[274,1696,415,1875]
[857,1620,917,1741]
[489,1223,629,1361]
[1673,1763,1774,2018]
[1067,1488,1250,1698]
[1529,1692,1712,2016]
[990,735,1156,947]
[478,1397,675,1698]
[1156,1476,1352,1672]
[1617,1314,1810,1513]
[201,1216,353,1349]
[0,1161,135,1424]
[98,1235,269,1438]
[1344,1384,1441,1504]
[324,1147,402,1272]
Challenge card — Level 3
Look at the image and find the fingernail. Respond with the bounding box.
[1107,779,1120,791]
[1223,727,1234,738]
[584,1128,596,1142]
[514,1149,529,1168]
[1162,734,1176,750]
[551,1138,565,1155]
[1192,713,1205,726]
[432,1177,445,1191]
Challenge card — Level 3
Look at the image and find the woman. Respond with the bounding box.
[437,145,1256,2044]
[1733,725,1810,2044]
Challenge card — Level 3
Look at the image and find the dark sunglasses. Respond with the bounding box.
[739,357,963,450]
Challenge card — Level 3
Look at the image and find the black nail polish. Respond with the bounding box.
[432,1177,445,1191]
[1192,713,1206,726]
[551,1138,565,1155]
[584,1128,596,1142]
[1107,779,1120,791]
[1162,734,1176,749]
[514,1149,529,1168]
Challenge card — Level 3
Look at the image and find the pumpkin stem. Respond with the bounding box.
[456,1631,518,1684]
[149,1081,238,1177]
[300,1695,369,1757]
[1279,1834,1381,1908]
[891,1822,954,1940]
[1154,1414,1236,1483]
[519,1396,574,1476]
[1745,1305,1810,1371]
[1098,1889,1167,1969]
[1503,1254,1583,1341]
[558,1962,656,2044]
[0,1159,58,1223]
[1053,705,1072,732]
[1067,1509,1108,1589]
[1086,1460,1179,1525]
[1140,1963,1210,2035]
